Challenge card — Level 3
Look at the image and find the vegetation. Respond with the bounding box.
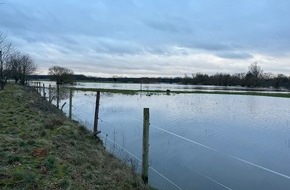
[181,63,290,89]
[0,84,153,190]
[7,52,36,85]
[48,66,74,85]
[48,66,74,108]
[71,87,290,98]
[31,63,290,90]
[0,33,36,90]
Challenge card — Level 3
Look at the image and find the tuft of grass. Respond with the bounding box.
[44,155,56,170]
[44,116,65,130]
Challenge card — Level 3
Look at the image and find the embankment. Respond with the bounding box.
[0,84,154,190]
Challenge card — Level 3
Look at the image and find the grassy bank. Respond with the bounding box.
[0,84,153,190]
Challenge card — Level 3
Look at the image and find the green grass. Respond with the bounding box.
[0,84,154,190]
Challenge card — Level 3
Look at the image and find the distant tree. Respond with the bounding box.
[273,74,289,88]
[48,66,74,109]
[245,62,263,87]
[48,66,74,84]
[248,62,263,79]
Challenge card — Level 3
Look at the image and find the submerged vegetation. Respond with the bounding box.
[0,84,153,189]
[71,87,290,99]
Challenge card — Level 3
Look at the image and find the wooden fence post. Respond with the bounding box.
[48,84,51,102]
[56,83,60,109]
[93,91,101,135]
[43,84,46,98]
[69,88,73,119]
[39,82,41,94]
[142,108,150,184]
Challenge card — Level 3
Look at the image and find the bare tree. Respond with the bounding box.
[48,66,74,108]
[245,62,264,87]
[0,33,13,90]
[7,52,36,85]
[48,66,74,84]
[248,62,263,79]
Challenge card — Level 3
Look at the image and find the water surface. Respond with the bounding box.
[56,90,290,190]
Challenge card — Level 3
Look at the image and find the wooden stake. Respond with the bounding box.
[93,91,101,135]
[48,84,52,102]
[43,84,46,98]
[142,108,150,184]
[56,83,60,109]
[69,88,72,119]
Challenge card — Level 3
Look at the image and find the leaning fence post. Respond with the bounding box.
[142,108,150,184]
[69,88,73,119]
[93,91,101,135]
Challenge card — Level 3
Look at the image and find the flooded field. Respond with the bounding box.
[40,82,290,190]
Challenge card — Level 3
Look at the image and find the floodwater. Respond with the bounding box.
[41,82,290,190]
[32,80,290,94]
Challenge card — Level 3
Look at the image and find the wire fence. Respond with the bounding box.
[32,82,290,190]
[32,83,231,190]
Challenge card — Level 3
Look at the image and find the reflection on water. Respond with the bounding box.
[34,80,290,94]
[49,87,290,190]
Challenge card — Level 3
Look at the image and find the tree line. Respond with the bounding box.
[181,62,290,89]
[0,33,36,90]
[31,62,290,90]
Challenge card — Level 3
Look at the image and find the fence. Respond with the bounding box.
[31,82,187,189]
[32,81,290,190]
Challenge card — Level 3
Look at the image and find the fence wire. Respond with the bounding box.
[99,133,185,190]
[34,84,234,190]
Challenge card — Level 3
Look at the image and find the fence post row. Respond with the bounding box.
[142,108,150,184]
[93,91,101,136]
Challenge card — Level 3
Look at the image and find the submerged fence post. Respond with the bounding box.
[142,108,150,184]
[93,91,101,136]
[69,88,72,119]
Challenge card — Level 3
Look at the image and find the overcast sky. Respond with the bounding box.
[1,0,290,77]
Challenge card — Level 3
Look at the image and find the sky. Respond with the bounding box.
[1,0,290,77]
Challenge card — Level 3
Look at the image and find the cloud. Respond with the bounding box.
[1,0,290,76]
[216,52,253,60]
